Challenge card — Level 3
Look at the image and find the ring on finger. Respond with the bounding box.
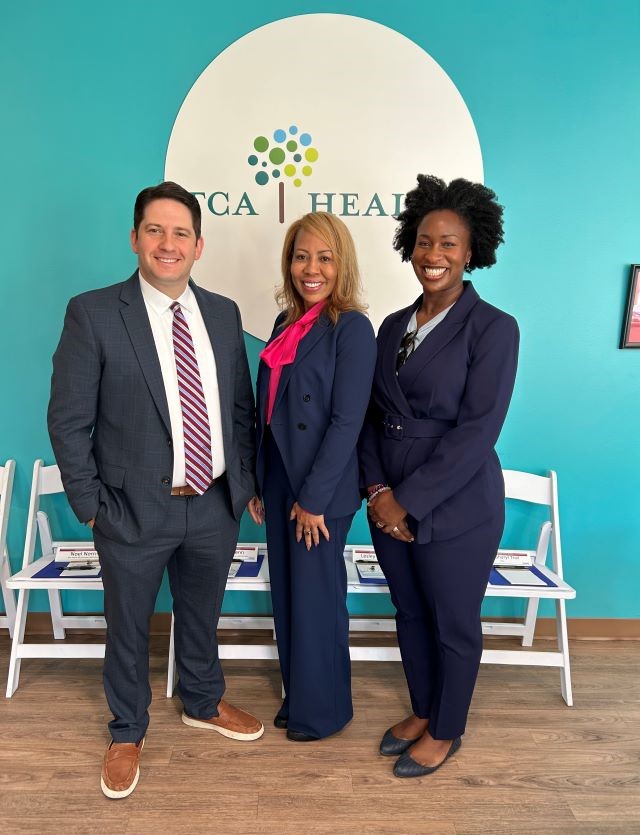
[392,525,400,533]
[303,528,311,535]
[376,521,384,529]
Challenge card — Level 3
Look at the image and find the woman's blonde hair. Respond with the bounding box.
[275,212,366,326]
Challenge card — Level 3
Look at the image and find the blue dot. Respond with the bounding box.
[248,155,258,166]
[272,169,280,178]
[262,161,267,167]
[274,129,286,143]
[289,125,298,135]
[300,133,312,146]
[293,153,302,162]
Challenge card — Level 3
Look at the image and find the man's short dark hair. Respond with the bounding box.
[133,181,202,239]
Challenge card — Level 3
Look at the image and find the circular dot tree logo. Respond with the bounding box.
[248,125,319,222]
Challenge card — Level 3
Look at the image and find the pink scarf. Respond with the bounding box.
[260,302,325,424]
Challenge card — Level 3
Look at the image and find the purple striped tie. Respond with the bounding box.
[170,302,213,494]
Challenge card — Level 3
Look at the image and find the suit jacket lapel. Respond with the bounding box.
[271,316,330,417]
[119,274,172,434]
[379,303,417,416]
[191,281,233,445]
[399,282,481,389]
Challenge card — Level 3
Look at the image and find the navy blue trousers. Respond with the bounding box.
[263,434,354,738]
[370,511,503,740]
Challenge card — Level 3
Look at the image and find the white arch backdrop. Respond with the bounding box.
[166,14,483,340]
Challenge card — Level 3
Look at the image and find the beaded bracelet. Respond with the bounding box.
[367,485,391,504]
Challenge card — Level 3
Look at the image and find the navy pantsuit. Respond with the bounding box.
[256,310,376,738]
[359,282,519,738]
[263,435,354,738]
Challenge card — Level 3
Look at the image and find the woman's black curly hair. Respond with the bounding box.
[393,174,504,271]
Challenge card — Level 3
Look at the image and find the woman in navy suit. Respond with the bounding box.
[250,212,376,741]
[360,176,519,776]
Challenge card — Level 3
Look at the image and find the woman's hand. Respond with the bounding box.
[290,501,330,550]
[368,490,414,542]
[246,496,265,525]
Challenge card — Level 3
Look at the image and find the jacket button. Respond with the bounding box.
[303,394,311,402]
[297,423,307,430]
[167,438,172,446]
[161,477,171,486]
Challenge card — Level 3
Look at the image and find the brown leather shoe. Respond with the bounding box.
[181,699,264,740]
[100,738,144,799]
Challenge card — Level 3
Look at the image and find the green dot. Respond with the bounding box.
[269,147,285,165]
[305,147,318,162]
[293,179,302,187]
[302,165,312,176]
[286,140,298,152]
[255,171,269,185]
[284,164,296,177]
[254,136,269,152]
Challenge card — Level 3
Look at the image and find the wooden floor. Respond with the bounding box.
[0,634,639,835]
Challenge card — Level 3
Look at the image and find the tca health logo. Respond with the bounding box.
[192,121,402,222]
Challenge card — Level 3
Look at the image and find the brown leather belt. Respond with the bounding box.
[170,476,223,497]
[171,485,199,496]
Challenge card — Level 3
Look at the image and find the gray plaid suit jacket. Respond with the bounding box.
[48,272,256,544]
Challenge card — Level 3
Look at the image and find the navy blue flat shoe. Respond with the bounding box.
[379,728,421,757]
[393,736,461,778]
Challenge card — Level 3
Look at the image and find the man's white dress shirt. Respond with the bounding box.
[139,273,225,487]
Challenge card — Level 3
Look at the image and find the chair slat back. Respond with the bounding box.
[0,460,16,553]
[503,469,552,506]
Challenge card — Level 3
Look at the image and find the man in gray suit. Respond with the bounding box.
[48,181,263,799]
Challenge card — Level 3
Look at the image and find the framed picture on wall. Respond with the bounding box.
[620,265,640,348]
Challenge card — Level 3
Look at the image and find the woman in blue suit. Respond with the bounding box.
[360,176,519,776]
[251,212,376,741]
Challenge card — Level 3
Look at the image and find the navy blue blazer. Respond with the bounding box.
[359,282,519,543]
[48,273,256,544]
[256,309,376,518]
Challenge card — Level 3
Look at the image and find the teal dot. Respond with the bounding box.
[274,128,286,142]
[255,171,269,185]
[254,136,269,152]
[272,169,280,178]
[248,155,258,166]
[300,133,312,146]
[293,153,302,162]
[262,161,267,167]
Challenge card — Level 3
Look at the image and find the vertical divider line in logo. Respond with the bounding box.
[248,124,319,223]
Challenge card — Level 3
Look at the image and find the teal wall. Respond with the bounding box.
[2,1,639,619]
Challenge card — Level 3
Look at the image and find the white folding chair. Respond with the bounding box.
[6,460,105,697]
[0,460,17,637]
[482,469,575,705]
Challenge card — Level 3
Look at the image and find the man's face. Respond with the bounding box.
[131,198,203,298]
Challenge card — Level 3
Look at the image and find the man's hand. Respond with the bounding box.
[290,501,330,550]
[87,518,95,529]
